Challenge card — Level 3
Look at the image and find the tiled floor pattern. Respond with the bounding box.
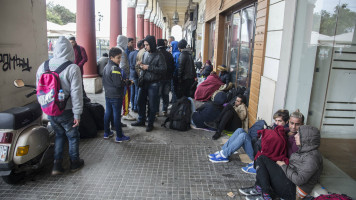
[0,129,255,200]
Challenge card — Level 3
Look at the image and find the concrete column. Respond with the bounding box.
[137,14,144,41]
[150,0,156,36]
[144,2,152,37]
[77,0,97,78]
[150,22,154,36]
[127,0,137,46]
[110,0,122,48]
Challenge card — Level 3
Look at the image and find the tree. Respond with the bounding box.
[46,2,76,25]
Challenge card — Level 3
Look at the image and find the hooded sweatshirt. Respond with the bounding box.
[116,35,129,79]
[281,125,323,194]
[171,41,180,76]
[36,36,83,120]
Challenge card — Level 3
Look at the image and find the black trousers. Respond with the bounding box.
[255,155,296,200]
[215,104,242,134]
[176,78,195,99]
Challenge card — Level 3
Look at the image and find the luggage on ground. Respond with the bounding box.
[162,97,192,131]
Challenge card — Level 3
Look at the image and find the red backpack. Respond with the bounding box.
[37,60,72,116]
[314,194,353,200]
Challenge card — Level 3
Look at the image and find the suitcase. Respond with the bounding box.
[79,106,98,138]
[86,103,105,131]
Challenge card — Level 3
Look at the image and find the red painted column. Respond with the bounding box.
[127,7,136,46]
[144,19,150,37]
[110,0,122,48]
[150,22,154,36]
[137,14,144,41]
[77,0,97,78]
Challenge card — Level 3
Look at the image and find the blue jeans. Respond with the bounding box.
[137,82,159,126]
[159,80,170,112]
[222,128,254,160]
[130,79,139,111]
[104,97,123,138]
[48,110,80,161]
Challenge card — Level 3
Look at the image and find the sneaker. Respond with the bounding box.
[103,132,114,139]
[51,160,64,175]
[242,166,257,174]
[146,125,154,132]
[246,194,264,200]
[208,151,220,158]
[131,121,145,127]
[209,153,229,163]
[247,162,254,168]
[121,122,128,127]
[239,186,261,196]
[204,121,218,129]
[123,113,136,121]
[70,159,84,173]
[115,135,131,143]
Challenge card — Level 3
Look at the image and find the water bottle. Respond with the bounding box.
[58,89,65,102]
[58,89,65,109]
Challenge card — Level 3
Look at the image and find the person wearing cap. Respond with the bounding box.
[217,64,231,84]
[177,39,197,98]
[131,35,167,132]
[157,39,175,116]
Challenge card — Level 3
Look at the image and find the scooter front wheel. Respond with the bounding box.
[2,170,25,184]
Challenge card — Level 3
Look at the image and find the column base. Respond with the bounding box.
[83,77,103,94]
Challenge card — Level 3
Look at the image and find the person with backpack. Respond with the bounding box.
[102,47,131,143]
[157,39,175,117]
[36,36,84,175]
[171,40,180,104]
[205,94,248,140]
[177,39,197,98]
[239,125,323,200]
[131,35,167,132]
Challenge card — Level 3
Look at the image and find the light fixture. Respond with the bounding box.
[172,0,179,25]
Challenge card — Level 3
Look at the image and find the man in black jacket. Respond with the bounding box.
[157,39,174,116]
[131,36,167,132]
[177,39,197,98]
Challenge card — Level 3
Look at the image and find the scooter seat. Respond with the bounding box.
[0,102,42,130]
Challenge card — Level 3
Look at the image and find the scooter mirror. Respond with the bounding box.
[14,79,25,88]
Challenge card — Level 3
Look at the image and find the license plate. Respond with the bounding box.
[0,145,9,161]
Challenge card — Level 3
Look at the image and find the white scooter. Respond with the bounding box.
[0,79,54,184]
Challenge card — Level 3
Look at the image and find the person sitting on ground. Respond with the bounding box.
[200,60,213,78]
[194,72,224,102]
[205,94,248,140]
[217,64,231,84]
[191,91,227,130]
[102,47,130,142]
[239,125,323,200]
[208,109,289,165]
[97,53,109,77]
[242,109,302,174]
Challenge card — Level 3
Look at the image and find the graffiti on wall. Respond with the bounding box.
[0,53,32,72]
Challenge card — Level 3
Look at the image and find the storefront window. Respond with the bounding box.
[208,20,216,62]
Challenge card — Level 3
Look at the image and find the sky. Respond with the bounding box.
[47,0,128,37]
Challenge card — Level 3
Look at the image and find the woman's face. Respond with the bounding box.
[295,132,301,146]
[235,97,242,106]
[274,117,286,126]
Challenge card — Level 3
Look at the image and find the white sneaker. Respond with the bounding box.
[122,113,136,121]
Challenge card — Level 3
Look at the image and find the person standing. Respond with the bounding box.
[177,39,197,98]
[97,53,109,77]
[36,36,84,175]
[157,39,175,116]
[69,37,88,76]
[116,35,135,121]
[171,40,180,103]
[102,47,131,143]
[131,35,167,132]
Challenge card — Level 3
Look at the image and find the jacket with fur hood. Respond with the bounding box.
[281,125,323,195]
[116,35,129,79]
[36,36,83,120]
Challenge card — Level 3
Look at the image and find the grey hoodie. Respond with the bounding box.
[116,35,129,79]
[36,36,83,120]
[281,125,323,194]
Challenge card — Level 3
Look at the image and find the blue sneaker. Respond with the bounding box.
[103,132,114,139]
[209,154,229,163]
[115,135,130,143]
[208,151,220,158]
[242,166,256,174]
[247,161,254,168]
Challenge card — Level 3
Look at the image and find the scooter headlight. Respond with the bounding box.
[16,145,29,156]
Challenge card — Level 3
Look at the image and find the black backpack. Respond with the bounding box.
[162,97,192,131]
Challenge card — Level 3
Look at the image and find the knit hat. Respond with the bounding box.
[178,39,187,49]
[157,39,165,49]
[144,35,157,52]
[217,64,227,71]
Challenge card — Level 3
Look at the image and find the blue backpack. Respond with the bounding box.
[248,120,269,139]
